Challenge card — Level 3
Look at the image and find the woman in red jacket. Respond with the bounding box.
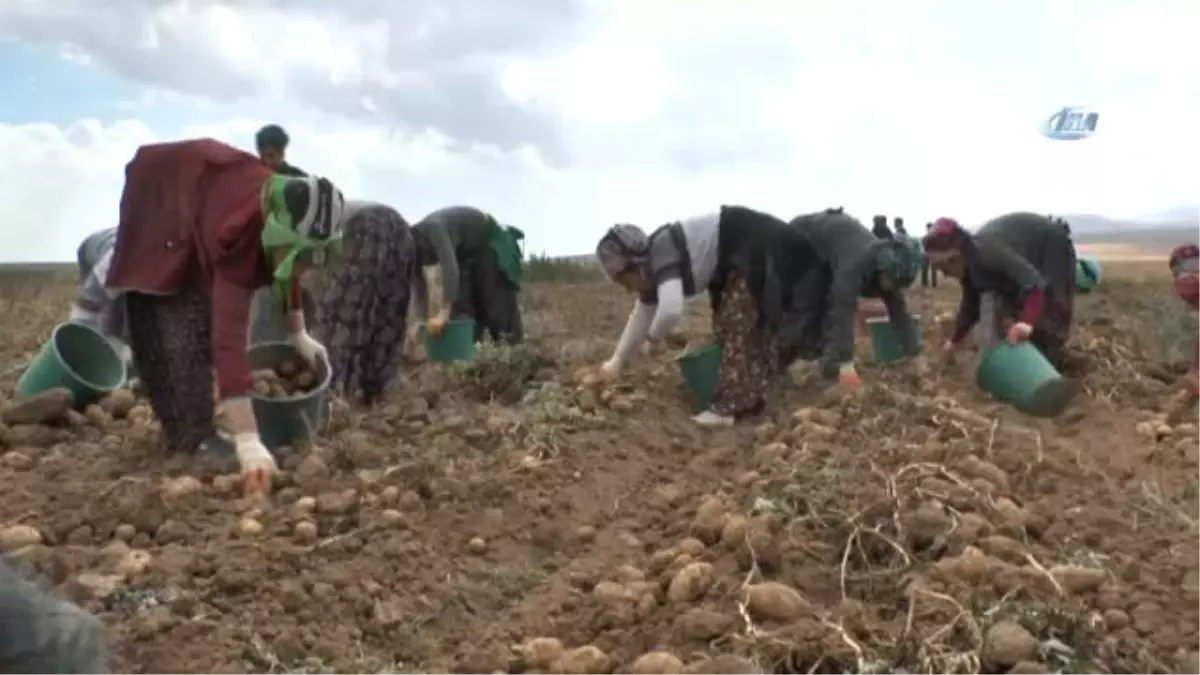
[106,138,343,496]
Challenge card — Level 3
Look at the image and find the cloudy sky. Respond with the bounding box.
[0,0,1196,261]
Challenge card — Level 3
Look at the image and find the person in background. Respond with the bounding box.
[247,129,317,345]
[785,208,926,389]
[921,222,938,288]
[922,212,1076,368]
[871,214,892,239]
[317,199,419,404]
[106,138,342,496]
[0,560,109,673]
[71,227,133,368]
[1169,244,1199,397]
[893,217,908,236]
[255,124,307,177]
[412,206,525,344]
[593,206,813,427]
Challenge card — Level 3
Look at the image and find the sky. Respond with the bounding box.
[0,0,1196,262]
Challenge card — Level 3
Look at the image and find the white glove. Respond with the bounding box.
[234,432,277,497]
[109,338,133,366]
[598,359,621,380]
[289,331,328,370]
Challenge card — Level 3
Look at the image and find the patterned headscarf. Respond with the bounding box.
[261,174,346,301]
[1171,244,1200,308]
[595,224,650,281]
[875,234,925,288]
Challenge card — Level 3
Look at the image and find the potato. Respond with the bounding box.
[744,582,814,622]
[0,525,42,552]
[238,518,264,536]
[552,645,611,675]
[630,651,684,674]
[293,520,318,542]
[666,562,714,604]
[251,361,322,400]
[99,389,137,419]
[519,637,564,670]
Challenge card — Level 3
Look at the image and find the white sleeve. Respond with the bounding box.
[646,278,685,342]
[608,299,654,368]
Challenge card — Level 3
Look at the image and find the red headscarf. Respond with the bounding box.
[922,217,964,255]
[1170,244,1200,308]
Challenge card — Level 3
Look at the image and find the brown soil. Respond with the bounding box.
[0,270,1195,674]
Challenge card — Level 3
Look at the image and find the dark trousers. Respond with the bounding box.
[450,249,524,344]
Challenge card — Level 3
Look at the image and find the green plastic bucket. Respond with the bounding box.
[676,344,723,411]
[247,342,332,451]
[16,322,127,408]
[421,319,477,362]
[976,342,1074,417]
[867,315,923,364]
[1076,257,1102,294]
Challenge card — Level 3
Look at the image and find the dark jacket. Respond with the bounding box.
[412,206,497,316]
[710,205,814,332]
[950,212,1074,342]
[789,209,918,365]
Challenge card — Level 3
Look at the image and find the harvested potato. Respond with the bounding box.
[744,582,814,622]
[552,645,611,675]
[667,562,714,604]
[0,525,43,552]
[251,361,321,400]
[519,637,564,670]
[630,651,684,674]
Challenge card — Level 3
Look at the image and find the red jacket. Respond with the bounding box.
[106,138,276,398]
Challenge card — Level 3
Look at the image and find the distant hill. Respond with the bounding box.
[1058,211,1196,252]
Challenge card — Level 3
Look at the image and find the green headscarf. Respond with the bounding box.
[260,175,344,307]
[875,235,925,289]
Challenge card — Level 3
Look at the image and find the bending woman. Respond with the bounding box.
[317,201,419,404]
[922,212,1076,368]
[785,208,925,388]
[594,206,812,427]
[106,138,342,495]
[412,206,525,344]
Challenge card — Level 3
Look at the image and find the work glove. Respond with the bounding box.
[1006,322,1033,345]
[838,362,863,390]
[234,432,277,498]
[426,309,451,338]
[598,359,621,381]
[290,330,328,371]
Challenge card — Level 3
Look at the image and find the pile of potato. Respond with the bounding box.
[251,359,319,399]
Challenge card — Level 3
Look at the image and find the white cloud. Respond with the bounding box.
[0,0,1196,262]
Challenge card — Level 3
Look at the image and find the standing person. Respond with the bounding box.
[255,124,307,177]
[412,206,525,344]
[316,200,419,404]
[106,138,343,495]
[785,208,926,389]
[593,206,815,426]
[922,212,1077,368]
[921,222,938,288]
[871,214,893,239]
[0,560,109,673]
[893,217,907,236]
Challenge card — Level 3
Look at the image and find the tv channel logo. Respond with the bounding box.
[1041,106,1100,141]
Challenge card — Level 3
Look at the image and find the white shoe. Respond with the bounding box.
[692,410,735,427]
